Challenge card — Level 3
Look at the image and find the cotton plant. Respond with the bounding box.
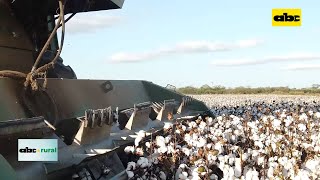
[124,98,320,180]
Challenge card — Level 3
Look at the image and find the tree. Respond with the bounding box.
[312,84,320,89]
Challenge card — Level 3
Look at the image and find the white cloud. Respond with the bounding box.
[211,52,320,67]
[285,64,320,71]
[63,14,122,34]
[109,39,263,63]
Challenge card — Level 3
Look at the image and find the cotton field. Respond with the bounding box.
[124,95,320,180]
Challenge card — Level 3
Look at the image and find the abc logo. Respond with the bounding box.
[19,147,37,153]
[272,9,301,26]
[274,13,300,22]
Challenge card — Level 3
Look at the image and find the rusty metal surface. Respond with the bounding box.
[0,3,34,73]
[0,78,209,122]
[0,116,46,136]
[0,79,28,121]
[0,2,34,71]
[0,0,213,179]
[0,3,33,50]
[36,79,169,121]
[11,0,125,16]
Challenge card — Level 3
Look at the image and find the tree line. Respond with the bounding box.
[176,84,320,95]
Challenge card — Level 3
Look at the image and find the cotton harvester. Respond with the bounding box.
[0,0,210,179]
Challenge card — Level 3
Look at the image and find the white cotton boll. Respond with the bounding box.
[126,170,134,178]
[124,146,135,154]
[305,159,320,173]
[214,143,224,154]
[158,146,167,154]
[234,158,242,178]
[252,150,259,157]
[271,142,277,152]
[262,116,268,123]
[234,129,240,136]
[189,121,197,128]
[181,125,187,131]
[152,157,159,164]
[135,136,143,147]
[242,153,249,161]
[126,162,136,171]
[179,171,188,180]
[175,129,181,134]
[223,165,230,179]
[231,135,237,143]
[299,113,308,121]
[298,123,307,132]
[254,141,264,149]
[135,147,144,156]
[210,174,218,180]
[257,156,265,166]
[245,169,253,180]
[217,116,223,121]
[142,174,147,179]
[137,157,149,168]
[283,161,293,170]
[296,170,311,180]
[314,112,320,118]
[285,116,293,127]
[228,157,235,166]
[252,134,260,141]
[182,147,190,156]
[179,164,188,169]
[278,157,286,165]
[156,136,166,147]
[218,161,225,170]
[164,122,173,130]
[165,135,172,144]
[272,119,281,130]
[280,113,287,119]
[184,133,191,142]
[159,171,166,180]
[269,115,275,120]
[145,142,151,148]
[208,154,217,163]
[137,130,146,138]
[207,117,214,126]
[267,167,274,179]
[192,134,199,141]
[225,121,231,129]
[167,145,175,154]
[292,149,301,157]
[223,132,232,142]
[197,137,207,148]
[251,169,259,180]
[302,143,313,149]
[232,116,241,126]
[199,121,207,130]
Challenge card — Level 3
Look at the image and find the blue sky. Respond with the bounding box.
[59,0,320,88]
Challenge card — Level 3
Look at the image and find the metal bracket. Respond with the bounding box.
[125,101,152,130]
[0,116,50,136]
[75,107,113,145]
[84,107,113,129]
[154,99,177,121]
[177,96,193,115]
